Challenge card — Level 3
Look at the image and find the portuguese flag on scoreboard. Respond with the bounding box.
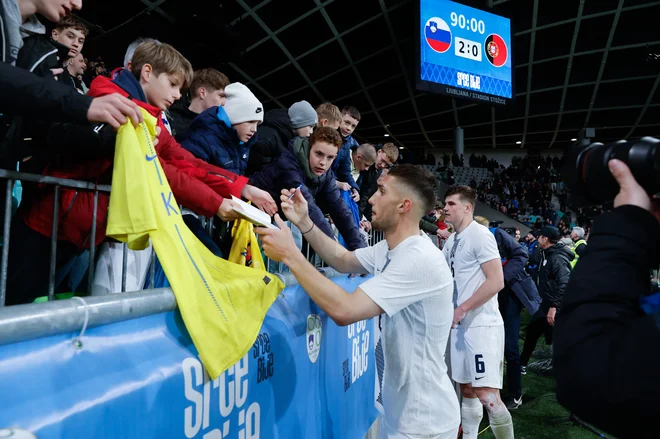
[485,33,508,67]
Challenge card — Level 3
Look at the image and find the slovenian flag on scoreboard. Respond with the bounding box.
[425,17,452,53]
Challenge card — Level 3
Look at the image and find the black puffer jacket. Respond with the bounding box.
[246,109,294,176]
[16,35,69,78]
[537,242,574,310]
[0,4,90,150]
[168,97,198,141]
[357,165,380,220]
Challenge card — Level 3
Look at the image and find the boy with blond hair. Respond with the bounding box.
[315,102,342,129]
[7,41,276,305]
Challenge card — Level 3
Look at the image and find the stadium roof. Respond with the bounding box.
[78,0,660,150]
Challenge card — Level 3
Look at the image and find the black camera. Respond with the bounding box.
[562,136,659,207]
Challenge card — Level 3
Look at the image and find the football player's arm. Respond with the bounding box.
[456,259,504,314]
[293,214,368,274]
[285,250,382,326]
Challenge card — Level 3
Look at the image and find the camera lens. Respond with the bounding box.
[570,137,659,205]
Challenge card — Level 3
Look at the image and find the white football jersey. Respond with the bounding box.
[442,221,503,328]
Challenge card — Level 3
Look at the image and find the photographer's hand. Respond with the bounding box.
[609,159,659,223]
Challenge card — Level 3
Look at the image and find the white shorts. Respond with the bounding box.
[450,325,504,388]
[379,416,460,439]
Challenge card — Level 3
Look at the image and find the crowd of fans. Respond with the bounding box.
[0,6,403,305]
[0,3,602,307]
[432,149,606,244]
[5,5,659,438]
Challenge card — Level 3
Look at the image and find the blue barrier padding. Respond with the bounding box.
[0,276,377,439]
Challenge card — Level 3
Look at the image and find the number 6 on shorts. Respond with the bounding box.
[475,354,486,374]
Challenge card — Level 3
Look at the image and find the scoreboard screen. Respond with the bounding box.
[417,0,514,105]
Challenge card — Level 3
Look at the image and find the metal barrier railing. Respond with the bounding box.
[0,169,111,307]
[0,170,384,307]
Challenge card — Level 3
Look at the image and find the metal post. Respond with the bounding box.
[121,243,128,293]
[0,180,14,307]
[87,190,99,294]
[453,127,464,157]
[150,245,155,289]
[206,217,214,235]
[48,185,60,301]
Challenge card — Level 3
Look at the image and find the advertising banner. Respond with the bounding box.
[0,277,377,439]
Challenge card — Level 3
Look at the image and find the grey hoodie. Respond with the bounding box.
[0,0,45,64]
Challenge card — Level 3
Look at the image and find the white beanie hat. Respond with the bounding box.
[223,82,264,125]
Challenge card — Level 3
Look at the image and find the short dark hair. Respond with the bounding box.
[191,68,229,97]
[309,126,342,149]
[341,106,361,121]
[444,185,477,207]
[55,15,89,37]
[387,165,436,213]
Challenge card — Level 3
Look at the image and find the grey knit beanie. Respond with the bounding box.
[288,101,318,129]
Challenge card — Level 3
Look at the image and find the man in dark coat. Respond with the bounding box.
[554,159,660,438]
[250,127,365,251]
[520,226,573,374]
[488,220,541,409]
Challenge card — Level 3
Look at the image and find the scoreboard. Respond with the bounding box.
[417,0,514,105]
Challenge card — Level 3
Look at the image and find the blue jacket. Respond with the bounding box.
[180,106,256,175]
[331,135,360,191]
[491,228,542,315]
[249,147,366,251]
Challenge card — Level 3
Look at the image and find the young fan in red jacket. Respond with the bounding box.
[8,41,275,305]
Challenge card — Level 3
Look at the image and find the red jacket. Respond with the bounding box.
[21,75,248,249]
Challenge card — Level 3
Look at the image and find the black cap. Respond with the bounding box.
[528,230,540,238]
[540,226,560,241]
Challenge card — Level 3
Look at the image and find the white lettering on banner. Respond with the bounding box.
[455,72,481,91]
[470,75,481,90]
[347,320,370,385]
[184,357,204,437]
[183,354,259,439]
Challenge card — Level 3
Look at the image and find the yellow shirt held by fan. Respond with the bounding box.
[106,109,283,380]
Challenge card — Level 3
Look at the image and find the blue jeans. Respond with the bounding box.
[55,250,89,293]
[499,288,523,397]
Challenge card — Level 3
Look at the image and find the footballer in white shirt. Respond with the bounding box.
[443,186,515,439]
[257,165,460,439]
